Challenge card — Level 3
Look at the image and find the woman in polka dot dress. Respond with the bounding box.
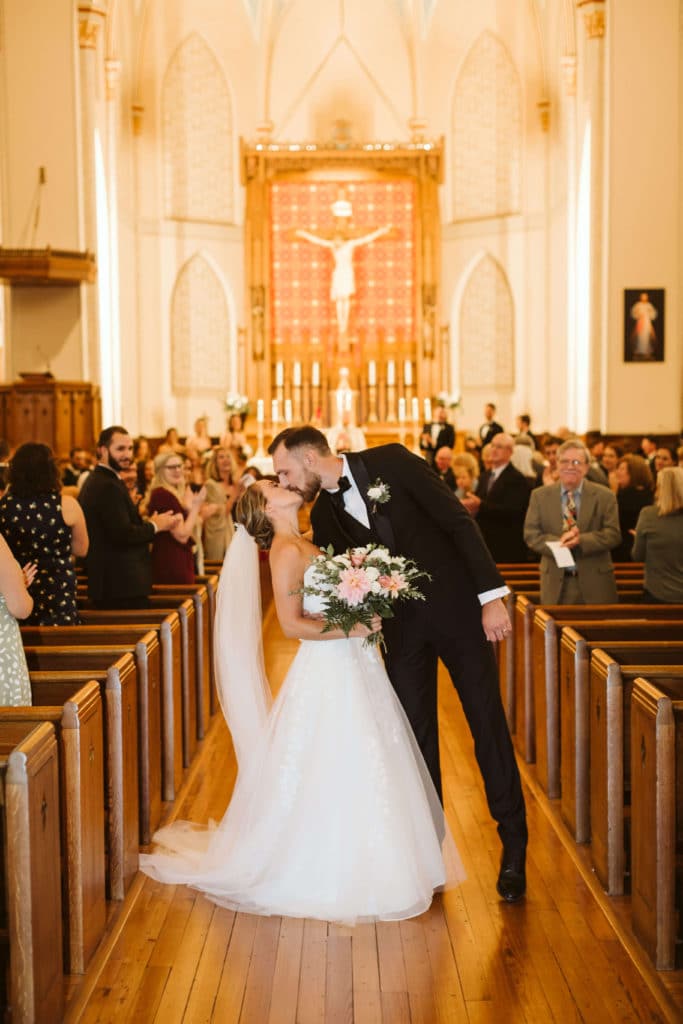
[0,443,89,625]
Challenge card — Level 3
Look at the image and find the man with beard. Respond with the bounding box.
[269,426,528,904]
[79,425,179,608]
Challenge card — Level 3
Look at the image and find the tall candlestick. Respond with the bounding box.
[284,399,293,424]
[368,360,377,386]
[311,361,320,387]
[404,359,413,387]
[411,396,419,422]
[398,397,406,423]
[424,398,432,424]
[387,359,396,386]
[271,398,279,425]
[256,399,264,423]
[275,361,284,387]
[293,361,301,387]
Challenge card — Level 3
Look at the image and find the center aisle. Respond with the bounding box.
[66,607,680,1023]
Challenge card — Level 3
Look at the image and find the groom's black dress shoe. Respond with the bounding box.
[496,850,526,903]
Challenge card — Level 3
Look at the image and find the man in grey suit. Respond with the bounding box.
[524,439,621,603]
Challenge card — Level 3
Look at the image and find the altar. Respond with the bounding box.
[240,135,449,439]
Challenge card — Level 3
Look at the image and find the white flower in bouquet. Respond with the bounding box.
[225,391,250,415]
[301,544,430,647]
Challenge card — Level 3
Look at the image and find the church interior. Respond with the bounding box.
[1,1,683,1021]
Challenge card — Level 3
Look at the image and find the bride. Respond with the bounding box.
[139,478,462,923]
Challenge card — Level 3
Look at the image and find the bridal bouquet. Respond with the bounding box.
[302,544,429,647]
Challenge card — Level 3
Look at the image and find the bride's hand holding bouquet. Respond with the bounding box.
[301,544,429,647]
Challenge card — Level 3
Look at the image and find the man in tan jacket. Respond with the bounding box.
[524,438,621,603]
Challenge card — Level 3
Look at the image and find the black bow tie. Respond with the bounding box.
[330,475,352,510]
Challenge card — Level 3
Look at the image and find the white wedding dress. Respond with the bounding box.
[139,559,462,923]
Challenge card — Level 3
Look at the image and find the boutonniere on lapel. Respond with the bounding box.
[367,478,391,514]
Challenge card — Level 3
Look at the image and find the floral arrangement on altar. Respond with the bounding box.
[225,391,250,416]
[432,390,461,410]
[301,544,429,648]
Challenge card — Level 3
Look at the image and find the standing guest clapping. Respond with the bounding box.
[0,443,88,625]
[0,537,36,705]
[79,426,180,609]
[632,467,683,603]
[148,453,207,584]
[185,417,213,458]
[203,447,238,563]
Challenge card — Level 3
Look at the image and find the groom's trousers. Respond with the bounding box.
[383,599,527,855]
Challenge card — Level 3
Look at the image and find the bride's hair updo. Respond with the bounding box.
[234,485,274,550]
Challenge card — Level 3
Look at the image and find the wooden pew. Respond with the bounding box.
[23,650,138,900]
[512,599,683,763]
[0,681,104,975]
[197,574,219,715]
[152,584,211,738]
[78,596,198,769]
[560,623,683,841]
[79,610,183,801]
[21,625,161,845]
[0,722,63,1023]
[532,611,683,799]
[630,675,683,971]
[590,652,683,895]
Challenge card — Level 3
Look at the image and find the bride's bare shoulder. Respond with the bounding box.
[269,536,315,572]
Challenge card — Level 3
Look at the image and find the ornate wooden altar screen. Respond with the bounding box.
[241,139,444,442]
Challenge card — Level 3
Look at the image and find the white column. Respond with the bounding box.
[575,0,607,431]
[561,55,579,430]
[104,57,122,422]
[77,3,105,386]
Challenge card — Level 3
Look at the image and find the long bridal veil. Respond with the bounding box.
[214,524,272,769]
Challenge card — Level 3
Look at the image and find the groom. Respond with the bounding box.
[269,427,528,902]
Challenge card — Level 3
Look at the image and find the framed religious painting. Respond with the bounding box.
[623,288,665,362]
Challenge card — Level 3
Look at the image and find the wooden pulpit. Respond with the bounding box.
[0,375,101,456]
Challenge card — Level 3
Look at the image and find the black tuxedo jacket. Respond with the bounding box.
[477,463,530,563]
[479,420,504,447]
[79,464,155,602]
[419,421,455,461]
[310,445,503,637]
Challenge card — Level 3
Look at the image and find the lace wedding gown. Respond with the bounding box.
[139,563,461,923]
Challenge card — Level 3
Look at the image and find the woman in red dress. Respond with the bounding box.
[148,452,206,583]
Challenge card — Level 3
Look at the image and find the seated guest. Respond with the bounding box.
[453,454,480,515]
[613,454,654,561]
[433,446,456,490]
[147,452,207,584]
[420,405,455,466]
[632,467,683,603]
[524,439,621,603]
[119,465,142,507]
[640,435,658,473]
[600,443,622,492]
[0,534,35,705]
[0,443,88,624]
[203,446,239,563]
[157,427,185,456]
[466,433,530,562]
[62,447,89,488]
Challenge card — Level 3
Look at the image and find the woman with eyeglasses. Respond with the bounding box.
[147,451,206,583]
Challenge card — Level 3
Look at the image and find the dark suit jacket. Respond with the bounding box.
[476,463,531,563]
[419,421,455,463]
[479,420,504,447]
[433,465,456,491]
[79,464,155,603]
[311,445,504,641]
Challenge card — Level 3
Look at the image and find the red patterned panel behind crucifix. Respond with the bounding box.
[270,180,415,347]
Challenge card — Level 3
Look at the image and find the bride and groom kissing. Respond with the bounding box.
[140,426,527,921]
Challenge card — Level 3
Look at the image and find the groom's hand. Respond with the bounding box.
[481,598,511,643]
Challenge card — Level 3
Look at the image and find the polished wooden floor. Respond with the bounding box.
[65,610,683,1023]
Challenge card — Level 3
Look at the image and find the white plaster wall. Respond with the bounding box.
[605,0,682,433]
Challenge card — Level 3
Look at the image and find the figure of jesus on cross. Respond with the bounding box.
[295,222,392,338]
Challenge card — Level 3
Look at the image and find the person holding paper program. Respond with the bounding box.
[523,438,621,603]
